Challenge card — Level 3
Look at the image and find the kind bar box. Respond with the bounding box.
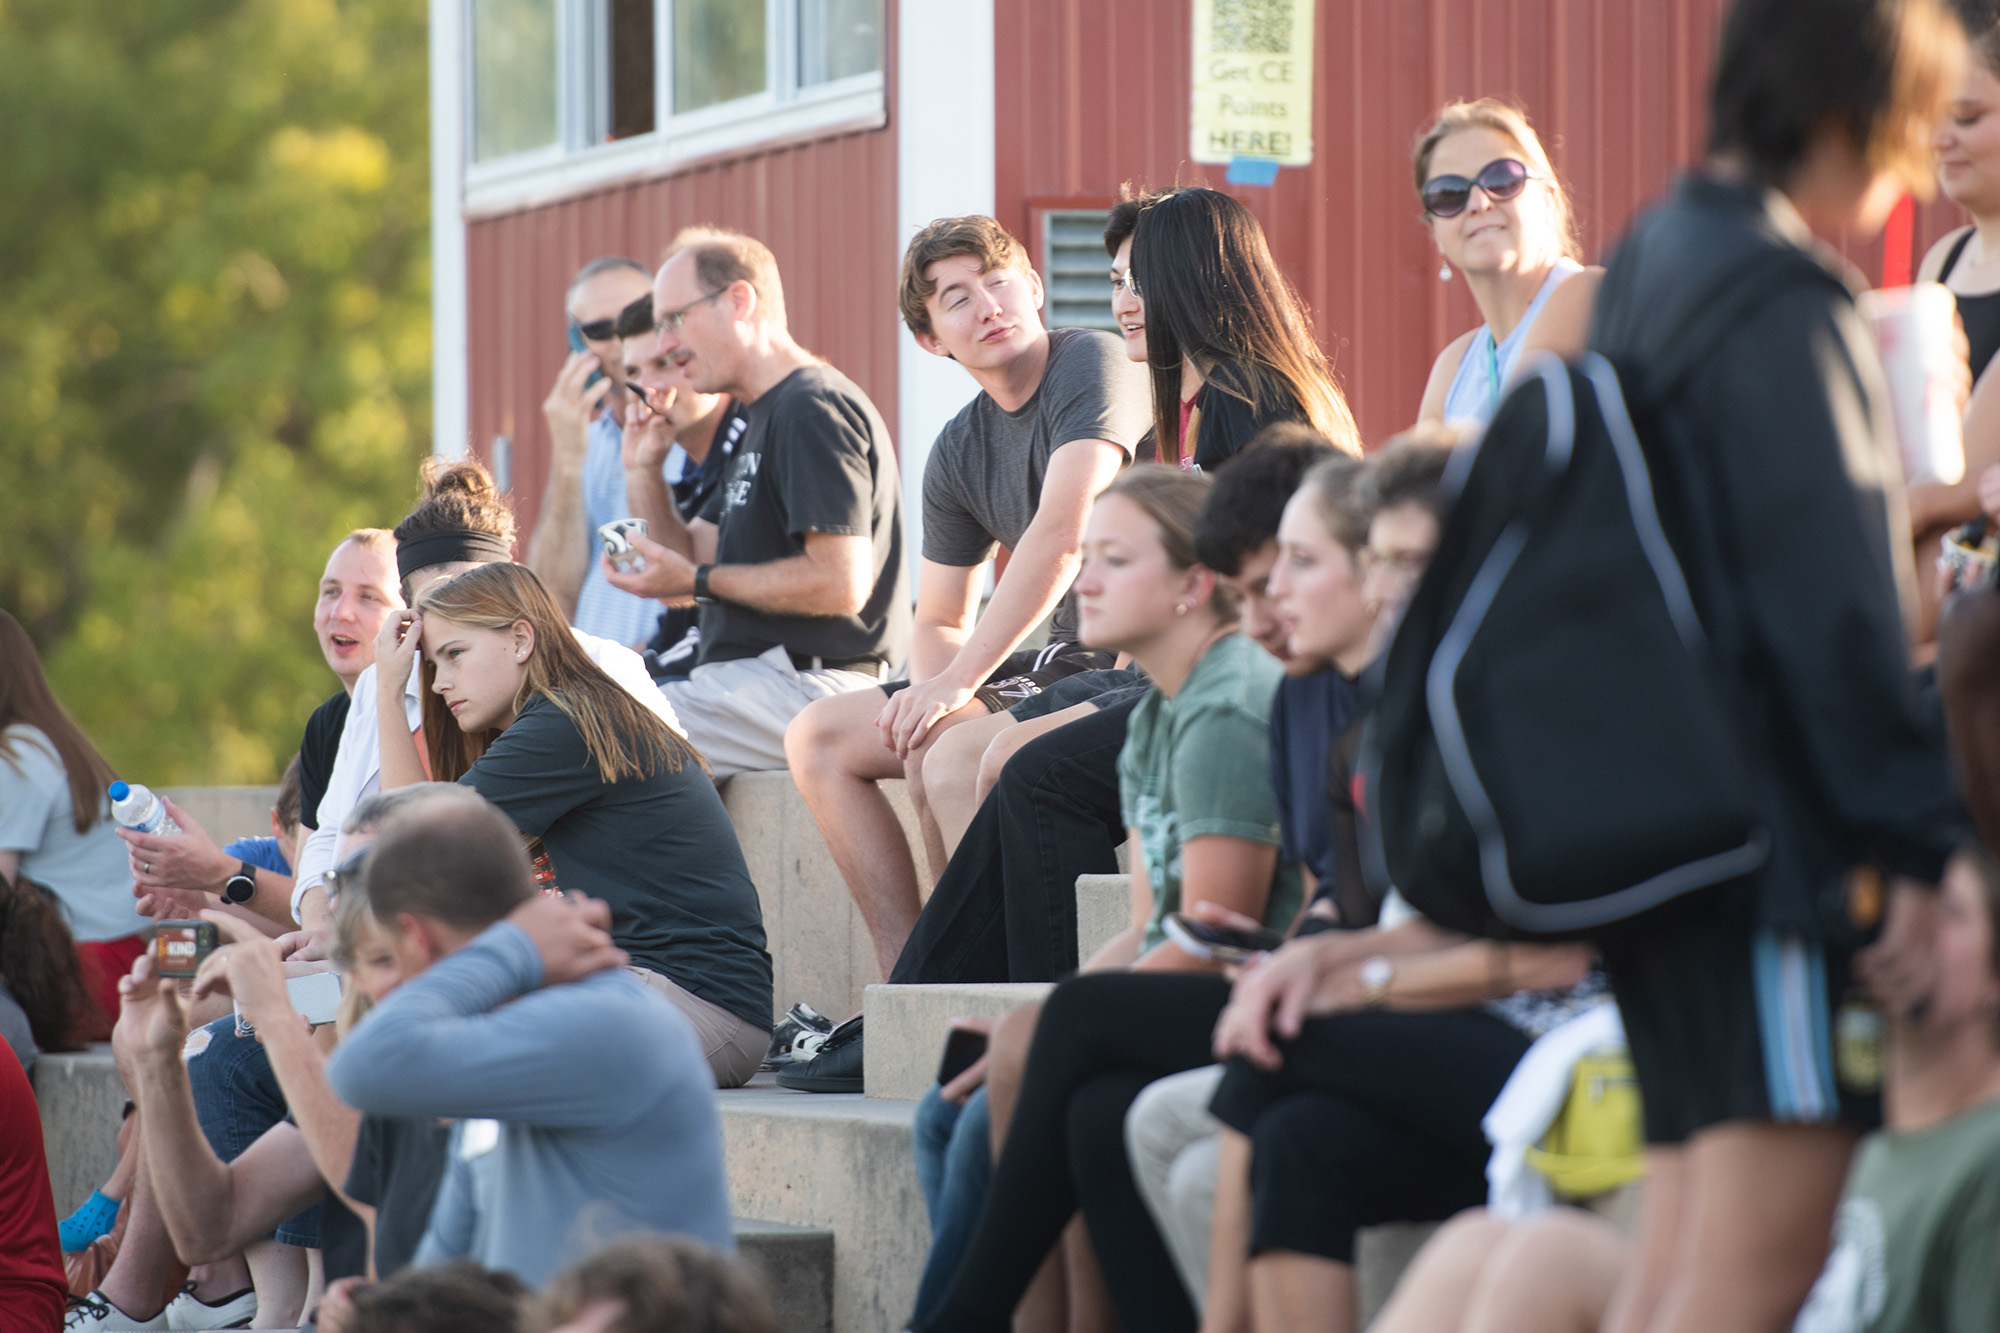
[154,920,218,979]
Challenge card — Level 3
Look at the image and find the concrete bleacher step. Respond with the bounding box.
[1075,872,1130,962]
[732,1217,835,1333]
[719,771,923,1024]
[33,1046,126,1217]
[862,982,1053,1102]
[717,1078,924,1333]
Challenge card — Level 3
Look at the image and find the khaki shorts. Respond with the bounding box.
[661,643,883,779]
[631,967,769,1089]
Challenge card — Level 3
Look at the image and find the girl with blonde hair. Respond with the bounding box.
[374,562,772,1086]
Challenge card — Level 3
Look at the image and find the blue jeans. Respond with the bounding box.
[911,1085,992,1324]
[185,1015,324,1247]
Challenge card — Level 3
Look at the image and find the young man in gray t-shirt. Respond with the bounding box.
[786,216,1150,984]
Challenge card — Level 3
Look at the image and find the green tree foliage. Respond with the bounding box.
[0,0,430,783]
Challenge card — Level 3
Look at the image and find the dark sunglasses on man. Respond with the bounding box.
[1421,157,1539,218]
[570,315,620,343]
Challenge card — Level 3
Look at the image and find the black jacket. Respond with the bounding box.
[1590,173,1960,936]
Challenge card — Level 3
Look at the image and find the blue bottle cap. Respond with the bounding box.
[108,781,130,801]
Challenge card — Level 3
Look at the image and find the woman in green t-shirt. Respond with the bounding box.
[373,562,772,1087]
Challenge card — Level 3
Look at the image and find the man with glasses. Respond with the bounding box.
[604,225,909,779]
[527,256,664,649]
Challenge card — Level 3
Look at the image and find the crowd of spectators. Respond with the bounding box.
[6,1,2000,1330]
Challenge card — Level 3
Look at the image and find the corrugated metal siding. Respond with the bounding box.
[996,0,1970,446]
[465,97,898,540]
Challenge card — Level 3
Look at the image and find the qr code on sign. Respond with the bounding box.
[1212,0,1294,54]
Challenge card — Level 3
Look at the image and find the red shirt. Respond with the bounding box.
[0,1054,65,1333]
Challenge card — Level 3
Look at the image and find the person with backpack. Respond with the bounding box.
[1359,4,1965,1331]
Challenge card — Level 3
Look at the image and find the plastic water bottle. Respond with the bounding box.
[108,781,182,837]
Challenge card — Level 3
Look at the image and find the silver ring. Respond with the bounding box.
[143,861,152,874]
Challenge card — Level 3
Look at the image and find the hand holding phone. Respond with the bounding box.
[936,1026,989,1086]
[1164,912,1283,964]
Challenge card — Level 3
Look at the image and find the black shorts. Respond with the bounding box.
[1597,891,1882,1144]
[880,643,1121,715]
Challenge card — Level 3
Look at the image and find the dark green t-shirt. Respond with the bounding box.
[459,696,773,1029]
[1794,1095,2000,1332]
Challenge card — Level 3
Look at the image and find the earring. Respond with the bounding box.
[1438,260,1452,282]
[1175,602,1190,617]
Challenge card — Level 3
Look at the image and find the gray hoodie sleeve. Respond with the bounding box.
[327,922,638,1129]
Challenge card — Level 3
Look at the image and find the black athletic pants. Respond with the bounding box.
[1208,1009,1532,1263]
[914,971,1233,1333]
[890,697,1138,985]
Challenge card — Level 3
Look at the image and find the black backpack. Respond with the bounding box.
[1358,251,1830,940]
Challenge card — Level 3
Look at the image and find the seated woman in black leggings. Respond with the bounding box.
[915,436,1602,1333]
[373,562,773,1087]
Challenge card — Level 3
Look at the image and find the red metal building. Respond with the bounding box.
[431,0,1967,554]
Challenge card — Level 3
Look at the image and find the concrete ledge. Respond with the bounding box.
[31,1046,126,1216]
[862,982,1053,1102]
[1075,874,1130,962]
[734,1217,834,1333]
[162,786,281,845]
[719,1079,925,1333]
[720,772,924,1023]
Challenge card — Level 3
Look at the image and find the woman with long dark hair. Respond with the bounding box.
[1128,188,1361,467]
[374,562,771,1086]
[0,610,147,1039]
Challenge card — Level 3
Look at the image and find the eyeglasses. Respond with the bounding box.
[570,316,619,343]
[1109,271,1141,297]
[323,846,372,902]
[1363,547,1431,580]
[1420,157,1538,218]
[653,288,727,335]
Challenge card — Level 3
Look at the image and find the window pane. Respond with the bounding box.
[471,0,559,161]
[608,0,656,140]
[798,0,881,85]
[673,0,767,113]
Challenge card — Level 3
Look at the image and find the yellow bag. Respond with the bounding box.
[1523,1047,1646,1200]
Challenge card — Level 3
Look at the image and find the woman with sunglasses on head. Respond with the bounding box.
[1413,100,1603,430]
[373,562,773,1088]
[1128,188,1362,468]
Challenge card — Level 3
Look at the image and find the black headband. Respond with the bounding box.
[395,529,513,581]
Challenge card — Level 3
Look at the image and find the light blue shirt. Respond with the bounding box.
[1441,258,1584,429]
[572,412,671,649]
[326,921,734,1283]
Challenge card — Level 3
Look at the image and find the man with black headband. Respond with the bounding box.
[526,256,663,648]
[289,461,680,940]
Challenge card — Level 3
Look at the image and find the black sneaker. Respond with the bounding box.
[776,1015,863,1093]
[763,1002,835,1071]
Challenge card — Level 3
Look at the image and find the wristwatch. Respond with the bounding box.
[222,861,257,906]
[693,564,718,605]
[1359,955,1395,1009]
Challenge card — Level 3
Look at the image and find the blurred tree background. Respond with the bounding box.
[0,0,431,783]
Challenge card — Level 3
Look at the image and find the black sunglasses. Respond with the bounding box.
[571,316,619,342]
[324,846,373,902]
[1421,157,1537,218]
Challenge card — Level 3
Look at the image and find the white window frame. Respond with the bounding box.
[463,0,886,216]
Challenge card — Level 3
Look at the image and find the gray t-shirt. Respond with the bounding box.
[921,329,1151,640]
[0,725,148,943]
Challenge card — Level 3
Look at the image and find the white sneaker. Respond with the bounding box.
[164,1283,257,1330]
[63,1293,169,1330]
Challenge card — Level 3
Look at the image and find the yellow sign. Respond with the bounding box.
[1190,0,1314,167]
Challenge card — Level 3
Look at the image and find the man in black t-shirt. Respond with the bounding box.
[605,226,909,778]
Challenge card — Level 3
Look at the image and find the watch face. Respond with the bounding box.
[225,874,256,905]
[1360,956,1394,991]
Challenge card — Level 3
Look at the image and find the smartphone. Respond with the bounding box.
[567,322,605,390]
[234,971,345,1037]
[598,517,649,573]
[1163,913,1282,964]
[936,1027,989,1086]
[154,921,218,979]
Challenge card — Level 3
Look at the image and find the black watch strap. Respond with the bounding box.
[693,564,718,605]
[223,861,257,905]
